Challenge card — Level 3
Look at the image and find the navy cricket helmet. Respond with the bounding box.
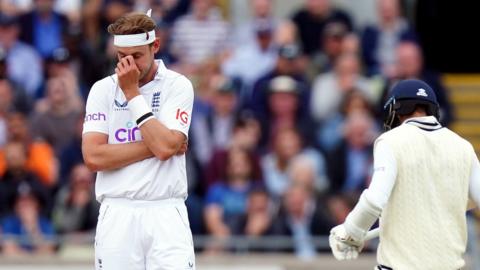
[383,79,440,131]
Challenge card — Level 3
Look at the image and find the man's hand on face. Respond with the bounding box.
[116,55,141,101]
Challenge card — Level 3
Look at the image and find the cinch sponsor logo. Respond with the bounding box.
[85,112,106,122]
[114,121,141,142]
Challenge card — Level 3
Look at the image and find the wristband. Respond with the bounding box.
[136,112,155,127]
[128,95,153,126]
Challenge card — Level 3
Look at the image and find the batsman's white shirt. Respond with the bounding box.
[83,60,194,202]
[366,116,480,269]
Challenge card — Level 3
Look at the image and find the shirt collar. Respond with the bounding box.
[153,59,166,81]
[403,116,442,131]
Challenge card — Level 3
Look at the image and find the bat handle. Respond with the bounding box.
[365,227,380,241]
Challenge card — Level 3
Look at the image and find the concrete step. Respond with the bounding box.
[450,91,480,104]
[455,105,480,121]
[443,74,480,86]
[443,74,480,153]
[451,122,480,136]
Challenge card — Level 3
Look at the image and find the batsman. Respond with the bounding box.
[329,79,480,269]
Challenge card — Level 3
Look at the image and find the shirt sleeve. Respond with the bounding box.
[364,139,398,210]
[83,81,109,135]
[159,76,194,137]
[469,153,480,207]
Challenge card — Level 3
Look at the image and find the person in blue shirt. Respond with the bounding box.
[1,183,56,255]
[204,147,260,240]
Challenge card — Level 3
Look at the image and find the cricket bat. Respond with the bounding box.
[365,227,380,241]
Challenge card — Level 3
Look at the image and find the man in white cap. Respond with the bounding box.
[82,9,195,270]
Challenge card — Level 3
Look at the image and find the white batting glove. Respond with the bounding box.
[329,224,364,260]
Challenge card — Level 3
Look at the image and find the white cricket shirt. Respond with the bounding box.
[366,116,478,269]
[366,116,480,209]
[83,60,194,202]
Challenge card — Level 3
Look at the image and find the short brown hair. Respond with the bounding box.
[107,12,156,35]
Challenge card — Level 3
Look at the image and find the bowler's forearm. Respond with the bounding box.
[83,141,154,172]
[140,119,184,161]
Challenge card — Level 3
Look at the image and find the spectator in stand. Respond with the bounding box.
[1,182,55,255]
[30,76,83,156]
[190,76,240,166]
[291,0,352,56]
[268,182,335,258]
[0,78,15,147]
[384,41,453,126]
[0,12,43,97]
[170,0,229,74]
[307,21,350,78]
[316,89,377,152]
[261,126,328,198]
[103,0,135,32]
[52,163,99,234]
[0,141,50,218]
[326,111,377,223]
[341,32,360,56]
[261,76,313,147]
[0,46,6,77]
[310,53,376,124]
[0,74,32,116]
[53,0,82,25]
[43,47,84,99]
[273,19,298,46]
[361,0,417,77]
[191,56,223,115]
[153,21,177,67]
[79,34,117,93]
[222,18,277,102]
[205,112,263,190]
[0,112,57,187]
[79,0,102,47]
[204,147,261,250]
[261,127,302,198]
[0,1,33,16]
[45,48,72,78]
[79,0,131,89]
[58,113,84,187]
[18,0,70,59]
[288,153,329,195]
[242,188,272,238]
[145,0,191,26]
[232,0,277,46]
[250,44,310,124]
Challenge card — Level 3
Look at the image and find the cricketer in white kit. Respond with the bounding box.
[82,10,195,270]
[329,79,480,270]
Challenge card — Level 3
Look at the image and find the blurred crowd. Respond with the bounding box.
[0,0,455,258]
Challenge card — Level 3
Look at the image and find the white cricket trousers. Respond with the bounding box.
[94,198,196,270]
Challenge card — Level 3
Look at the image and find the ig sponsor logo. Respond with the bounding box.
[176,109,189,125]
[85,112,106,122]
[114,121,141,143]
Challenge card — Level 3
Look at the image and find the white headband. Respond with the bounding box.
[113,9,155,47]
[114,30,155,47]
